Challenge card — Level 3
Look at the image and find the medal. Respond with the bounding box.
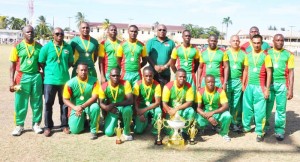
[146,101,150,106]
[233,64,237,69]
[209,106,213,111]
[274,63,278,68]
[130,57,134,61]
[57,59,60,63]
[80,96,84,100]
[184,62,188,66]
[85,53,90,57]
[208,64,212,68]
[253,68,258,72]
[27,59,32,64]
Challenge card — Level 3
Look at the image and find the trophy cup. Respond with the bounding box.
[115,119,123,144]
[188,120,198,145]
[164,112,187,146]
[154,115,164,145]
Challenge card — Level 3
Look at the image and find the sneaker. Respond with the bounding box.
[12,126,24,136]
[62,127,70,134]
[222,135,231,142]
[123,134,133,141]
[90,133,98,140]
[232,125,240,132]
[275,133,284,141]
[212,126,220,133]
[44,128,51,137]
[256,135,264,142]
[32,123,43,134]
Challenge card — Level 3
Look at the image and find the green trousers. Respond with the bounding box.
[186,73,196,93]
[266,83,287,134]
[201,77,222,88]
[14,73,43,126]
[163,107,195,135]
[104,105,133,136]
[195,111,232,136]
[72,66,97,78]
[121,71,141,87]
[242,84,266,136]
[226,78,243,125]
[134,107,162,134]
[69,103,100,134]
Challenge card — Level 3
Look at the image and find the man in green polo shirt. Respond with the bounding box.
[147,24,175,87]
[266,34,294,141]
[9,25,43,136]
[63,63,100,140]
[70,22,99,77]
[39,27,74,137]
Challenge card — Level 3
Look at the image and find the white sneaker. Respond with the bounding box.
[123,134,133,141]
[222,135,231,142]
[32,123,43,134]
[12,126,24,136]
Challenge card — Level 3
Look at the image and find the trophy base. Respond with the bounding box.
[189,139,196,145]
[116,139,122,144]
[168,138,185,146]
[155,139,163,145]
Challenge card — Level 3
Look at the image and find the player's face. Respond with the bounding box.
[80,23,90,36]
[176,71,186,86]
[108,26,117,39]
[252,37,262,52]
[208,36,218,50]
[249,27,259,39]
[53,28,64,43]
[205,76,215,91]
[143,70,153,84]
[110,69,120,85]
[182,31,191,44]
[273,35,284,50]
[128,27,138,40]
[76,64,88,80]
[230,36,240,49]
[157,25,167,39]
[23,26,34,42]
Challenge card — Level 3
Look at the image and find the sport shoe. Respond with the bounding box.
[33,123,43,134]
[222,135,231,142]
[44,128,51,137]
[90,133,98,140]
[12,126,24,136]
[256,135,264,142]
[275,133,284,141]
[212,126,220,133]
[232,125,240,132]
[62,127,70,134]
[123,134,133,141]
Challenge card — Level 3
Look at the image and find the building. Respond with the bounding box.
[0,29,23,44]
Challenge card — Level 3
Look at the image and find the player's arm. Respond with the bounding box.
[197,62,204,88]
[288,69,294,100]
[194,58,199,73]
[170,48,177,73]
[98,57,106,83]
[9,62,16,92]
[222,61,229,90]
[141,57,148,68]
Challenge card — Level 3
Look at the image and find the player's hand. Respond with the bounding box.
[208,117,218,126]
[74,106,83,116]
[101,77,106,84]
[287,90,293,100]
[139,115,146,122]
[9,85,15,92]
[263,88,270,99]
[204,112,214,119]
[242,85,246,92]
[168,108,177,116]
[222,83,227,91]
[136,108,147,116]
[154,65,162,73]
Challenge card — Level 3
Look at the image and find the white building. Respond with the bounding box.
[0,29,23,44]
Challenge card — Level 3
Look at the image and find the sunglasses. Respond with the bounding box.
[110,74,120,77]
[158,29,167,32]
[55,32,64,36]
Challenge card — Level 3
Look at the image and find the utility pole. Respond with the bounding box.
[289,26,295,46]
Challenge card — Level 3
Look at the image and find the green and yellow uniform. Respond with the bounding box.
[133,79,162,134]
[99,80,133,136]
[9,40,43,126]
[171,45,199,91]
[200,48,228,87]
[162,81,195,134]
[70,36,99,77]
[117,40,147,87]
[195,87,231,136]
[243,51,272,136]
[241,41,270,53]
[63,76,100,134]
[225,48,246,126]
[266,48,294,135]
[99,39,121,80]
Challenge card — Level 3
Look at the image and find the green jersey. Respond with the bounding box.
[226,48,246,79]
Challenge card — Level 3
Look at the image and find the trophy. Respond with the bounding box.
[115,119,123,144]
[164,112,188,146]
[154,115,164,145]
[188,120,198,145]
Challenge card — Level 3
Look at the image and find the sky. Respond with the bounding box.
[1,0,300,37]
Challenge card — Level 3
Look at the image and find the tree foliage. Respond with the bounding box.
[222,17,232,39]
[182,24,221,39]
[75,12,87,29]
[35,15,52,40]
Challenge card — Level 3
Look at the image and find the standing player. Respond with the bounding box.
[9,25,43,136]
[242,34,272,142]
[147,24,175,87]
[198,35,229,90]
[170,30,199,92]
[70,22,99,77]
[99,24,121,83]
[63,63,100,140]
[266,34,294,141]
[133,67,162,134]
[39,27,74,137]
[117,25,147,87]
[241,26,270,53]
[225,35,246,131]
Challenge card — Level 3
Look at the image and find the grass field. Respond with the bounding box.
[0,44,299,161]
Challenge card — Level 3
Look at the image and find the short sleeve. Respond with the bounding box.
[141,46,147,57]
[194,49,200,59]
[185,86,194,102]
[154,84,162,97]
[265,55,272,68]
[199,54,204,63]
[99,43,105,57]
[116,45,123,57]
[222,52,229,61]
[98,85,106,99]
[9,47,18,62]
[219,90,228,104]
[162,86,171,102]
[244,56,249,66]
[124,81,132,94]
[132,83,140,96]
[195,91,202,104]
[63,84,72,99]
[288,54,295,69]
[171,48,178,59]
[92,81,100,96]
[38,44,48,63]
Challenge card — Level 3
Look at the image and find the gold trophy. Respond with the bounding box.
[154,115,164,145]
[115,120,123,144]
[188,120,198,145]
[164,112,188,146]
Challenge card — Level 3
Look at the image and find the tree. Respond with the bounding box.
[75,12,87,29]
[281,27,285,31]
[35,15,52,39]
[222,17,232,40]
[7,17,25,30]
[101,18,110,30]
[182,24,205,38]
[268,25,273,30]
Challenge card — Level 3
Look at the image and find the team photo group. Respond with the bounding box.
[9,22,294,144]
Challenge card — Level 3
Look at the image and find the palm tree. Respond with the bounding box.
[75,12,87,29]
[7,17,25,30]
[222,17,232,40]
[0,16,8,29]
[101,18,111,39]
[35,15,52,39]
